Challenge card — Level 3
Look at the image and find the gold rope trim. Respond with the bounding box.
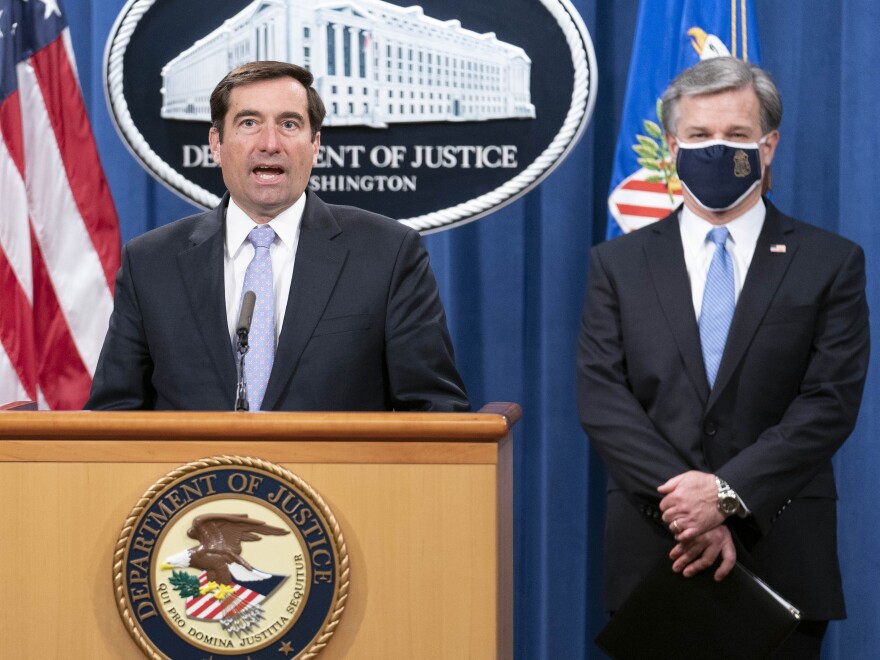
[730,0,737,58]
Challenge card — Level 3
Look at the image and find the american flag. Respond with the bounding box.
[0,0,119,409]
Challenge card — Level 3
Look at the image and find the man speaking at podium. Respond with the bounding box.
[578,58,869,657]
[86,61,469,413]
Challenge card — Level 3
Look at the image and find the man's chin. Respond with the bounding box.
[237,197,293,223]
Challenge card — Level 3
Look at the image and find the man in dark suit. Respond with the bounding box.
[86,61,468,412]
[578,57,869,657]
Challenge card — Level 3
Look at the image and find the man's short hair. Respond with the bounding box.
[661,57,782,136]
[210,60,326,141]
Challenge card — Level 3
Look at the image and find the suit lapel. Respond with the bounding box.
[644,212,710,403]
[262,194,348,410]
[708,203,797,408]
[176,196,238,398]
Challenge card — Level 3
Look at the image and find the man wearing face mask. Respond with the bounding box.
[578,57,869,658]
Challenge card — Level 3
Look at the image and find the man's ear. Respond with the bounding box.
[760,130,780,168]
[666,133,679,159]
[312,131,321,166]
[209,126,222,166]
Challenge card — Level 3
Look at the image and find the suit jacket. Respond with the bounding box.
[86,192,469,412]
[577,200,870,618]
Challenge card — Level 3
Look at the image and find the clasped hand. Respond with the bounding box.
[658,470,736,580]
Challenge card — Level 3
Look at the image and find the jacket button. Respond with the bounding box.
[704,422,717,436]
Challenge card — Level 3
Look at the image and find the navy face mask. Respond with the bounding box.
[675,138,765,212]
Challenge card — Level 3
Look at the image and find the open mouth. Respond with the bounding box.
[253,165,284,181]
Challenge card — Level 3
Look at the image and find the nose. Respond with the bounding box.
[257,125,281,153]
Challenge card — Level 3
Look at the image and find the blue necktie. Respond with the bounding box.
[238,225,276,410]
[700,227,735,388]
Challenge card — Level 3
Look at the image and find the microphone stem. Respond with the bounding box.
[235,336,249,411]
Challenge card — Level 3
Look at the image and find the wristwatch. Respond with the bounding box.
[716,476,741,516]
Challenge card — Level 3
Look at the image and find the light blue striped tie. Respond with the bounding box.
[700,227,735,388]
[238,225,276,410]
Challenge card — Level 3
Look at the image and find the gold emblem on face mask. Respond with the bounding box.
[733,149,751,177]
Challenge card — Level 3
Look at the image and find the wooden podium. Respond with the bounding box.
[0,403,518,659]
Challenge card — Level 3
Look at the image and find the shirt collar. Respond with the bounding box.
[225,194,306,257]
[679,197,766,250]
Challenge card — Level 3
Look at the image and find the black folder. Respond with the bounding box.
[595,560,801,660]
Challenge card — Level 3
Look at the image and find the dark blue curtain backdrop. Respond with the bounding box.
[66,1,878,657]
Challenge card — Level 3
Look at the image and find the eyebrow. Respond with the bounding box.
[231,109,305,124]
[682,123,754,133]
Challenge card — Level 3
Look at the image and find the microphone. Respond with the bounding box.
[235,291,256,411]
[236,290,256,347]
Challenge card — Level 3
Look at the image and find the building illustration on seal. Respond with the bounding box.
[160,0,535,128]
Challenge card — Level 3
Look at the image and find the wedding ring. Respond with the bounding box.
[672,519,681,533]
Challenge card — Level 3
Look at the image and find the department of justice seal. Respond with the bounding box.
[113,456,348,659]
[104,0,597,233]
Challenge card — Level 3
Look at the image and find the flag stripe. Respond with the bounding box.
[0,341,30,404]
[0,91,36,399]
[188,594,223,618]
[0,89,26,177]
[614,203,672,219]
[220,588,261,617]
[187,573,264,620]
[612,188,682,210]
[189,589,217,616]
[0,92,33,299]
[620,179,672,193]
[30,228,93,410]
[0,246,36,398]
[28,34,120,289]
[18,58,114,376]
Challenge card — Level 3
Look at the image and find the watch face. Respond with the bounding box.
[719,495,739,515]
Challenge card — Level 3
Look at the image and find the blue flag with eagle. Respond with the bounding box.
[607,0,762,238]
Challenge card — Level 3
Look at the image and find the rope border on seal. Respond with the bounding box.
[104,0,221,209]
[103,0,597,232]
[112,455,350,660]
[402,0,597,232]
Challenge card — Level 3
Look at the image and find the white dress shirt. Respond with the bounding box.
[679,198,766,323]
[224,195,305,345]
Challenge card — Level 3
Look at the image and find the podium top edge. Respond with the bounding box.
[0,402,521,442]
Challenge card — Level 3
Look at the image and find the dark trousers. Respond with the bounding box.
[770,620,828,660]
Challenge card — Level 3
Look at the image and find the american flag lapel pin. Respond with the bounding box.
[770,244,787,253]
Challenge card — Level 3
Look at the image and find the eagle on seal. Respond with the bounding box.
[161,513,289,588]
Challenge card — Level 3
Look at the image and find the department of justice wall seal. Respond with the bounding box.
[113,456,348,659]
[104,0,597,233]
